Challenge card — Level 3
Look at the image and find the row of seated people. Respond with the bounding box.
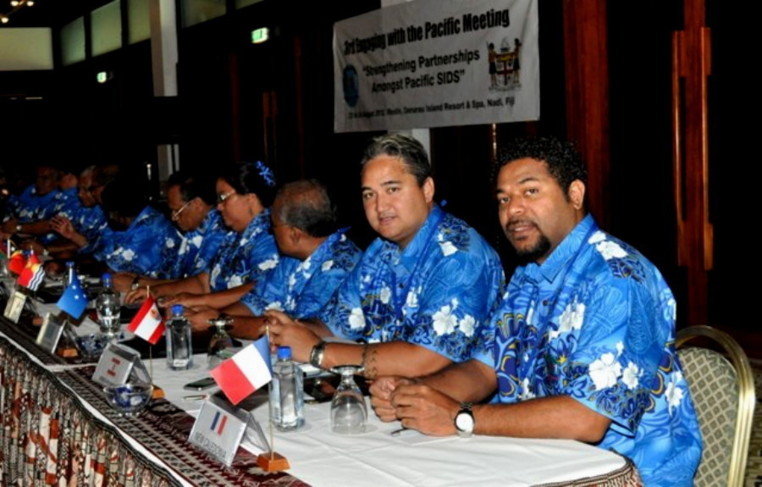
[1,134,702,485]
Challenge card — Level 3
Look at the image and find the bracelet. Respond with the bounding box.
[309,341,327,369]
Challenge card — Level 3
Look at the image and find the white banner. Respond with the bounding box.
[333,0,539,133]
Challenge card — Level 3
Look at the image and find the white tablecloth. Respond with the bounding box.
[148,355,629,487]
[5,296,631,486]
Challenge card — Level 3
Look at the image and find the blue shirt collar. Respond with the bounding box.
[525,214,597,283]
[240,208,271,241]
[380,205,444,272]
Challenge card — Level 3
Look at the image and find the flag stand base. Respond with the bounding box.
[56,347,78,358]
[256,452,290,472]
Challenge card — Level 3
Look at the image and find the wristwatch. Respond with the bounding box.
[309,340,327,369]
[454,402,475,438]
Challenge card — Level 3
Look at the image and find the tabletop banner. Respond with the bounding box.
[333,0,539,133]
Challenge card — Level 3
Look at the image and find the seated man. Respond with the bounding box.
[187,179,362,336]
[43,166,108,258]
[268,133,504,379]
[93,177,183,278]
[2,165,76,242]
[125,161,280,310]
[114,170,232,291]
[370,137,702,486]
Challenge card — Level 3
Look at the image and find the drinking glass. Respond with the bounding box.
[207,315,236,369]
[330,365,367,434]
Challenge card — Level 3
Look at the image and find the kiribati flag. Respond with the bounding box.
[18,253,44,291]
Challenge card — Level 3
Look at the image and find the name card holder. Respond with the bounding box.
[92,342,151,386]
[3,290,27,323]
[35,312,65,353]
[189,396,250,467]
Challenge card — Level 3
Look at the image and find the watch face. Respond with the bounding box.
[456,411,474,432]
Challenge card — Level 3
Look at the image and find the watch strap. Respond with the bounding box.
[309,341,327,369]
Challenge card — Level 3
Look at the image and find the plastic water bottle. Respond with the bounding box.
[63,261,75,288]
[95,273,121,341]
[166,304,193,370]
[270,346,304,431]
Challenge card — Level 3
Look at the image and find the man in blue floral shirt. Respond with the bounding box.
[190,180,362,336]
[2,165,77,243]
[119,171,232,291]
[370,137,702,486]
[268,134,504,379]
[45,166,108,257]
[93,179,182,278]
[165,173,231,278]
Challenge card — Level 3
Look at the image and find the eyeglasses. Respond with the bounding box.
[171,200,192,220]
[217,190,237,204]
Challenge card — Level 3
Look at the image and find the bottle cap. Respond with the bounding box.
[277,346,292,360]
[171,304,184,315]
[66,261,74,268]
[102,272,112,283]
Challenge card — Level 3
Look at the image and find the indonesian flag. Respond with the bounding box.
[127,296,165,344]
[7,250,26,275]
[210,335,272,405]
[18,253,44,291]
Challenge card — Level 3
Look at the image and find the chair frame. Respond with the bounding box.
[676,324,756,487]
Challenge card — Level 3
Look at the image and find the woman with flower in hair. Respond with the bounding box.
[125,161,279,311]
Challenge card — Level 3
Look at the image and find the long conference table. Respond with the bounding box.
[0,294,642,486]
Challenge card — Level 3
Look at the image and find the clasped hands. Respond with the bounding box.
[370,377,460,436]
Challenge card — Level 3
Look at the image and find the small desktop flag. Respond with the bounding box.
[210,410,229,435]
[7,250,26,275]
[127,296,165,345]
[18,253,44,291]
[56,274,88,319]
[210,335,272,406]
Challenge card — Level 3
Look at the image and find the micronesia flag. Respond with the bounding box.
[210,335,272,406]
[56,274,88,319]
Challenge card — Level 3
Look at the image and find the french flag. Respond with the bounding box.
[210,335,272,406]
[127,296,165,345]
[210,411,228,435]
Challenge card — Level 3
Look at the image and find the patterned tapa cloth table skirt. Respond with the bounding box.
[0,336,308,486]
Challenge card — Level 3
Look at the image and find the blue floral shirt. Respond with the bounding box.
[5,185,64,223]
[168,209,231,279]
[321,205,504,362]
[242,229,362,319]
[94,206,183,278]
[476,215,701,486]
[51,187,81,218]
[5,185,79,244]
[206,210,279,292]
[71,204,108,254]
